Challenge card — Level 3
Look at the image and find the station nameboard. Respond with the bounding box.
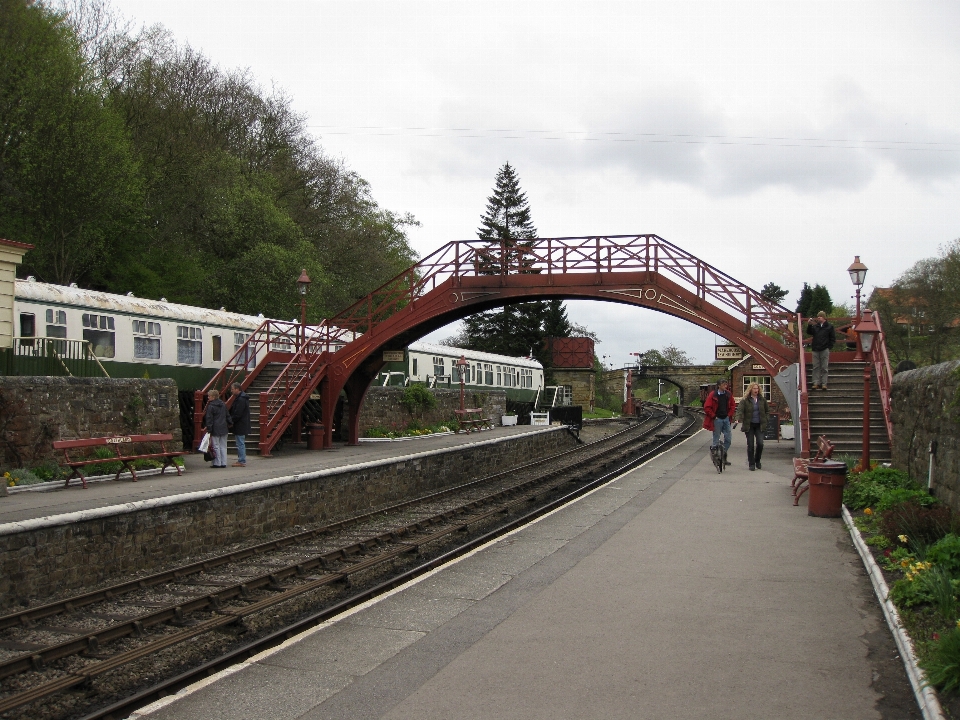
[382,351,404,362]
[715,345,743,360]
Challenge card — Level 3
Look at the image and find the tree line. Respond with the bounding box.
[869,241,960,367]
[0,0,417,321]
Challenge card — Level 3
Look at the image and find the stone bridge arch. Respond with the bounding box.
[601,365,723,406]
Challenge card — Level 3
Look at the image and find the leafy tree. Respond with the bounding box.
[543,299,573,338]
[636,345,692,366]
[760,282,788,305]
[465,163,550,361]
[9,1,418,320]
[870,240,960,366]
[0,0,140,286]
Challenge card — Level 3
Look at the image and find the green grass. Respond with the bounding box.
[584,408,620,419]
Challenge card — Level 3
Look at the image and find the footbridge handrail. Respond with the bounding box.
[867,309,895,446]
[326,235,796,343]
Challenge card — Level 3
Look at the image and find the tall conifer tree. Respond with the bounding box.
[464,163,553,360]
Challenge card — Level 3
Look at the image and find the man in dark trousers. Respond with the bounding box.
[806,311,837,390]
[229,382,251,467]
[703,378,733,464]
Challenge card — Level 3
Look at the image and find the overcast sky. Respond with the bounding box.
[111,0,960,365]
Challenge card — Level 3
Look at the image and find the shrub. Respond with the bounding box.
[874,487,938,513]
[8,468,43,486]
[928,535,960,575]
[86,447,123,476]
[881,502,959,549]
[922,627,960,693]
[844,467,918,510]
[400,385,437,416]
[29,460,66,482]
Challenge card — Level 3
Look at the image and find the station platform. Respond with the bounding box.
[131,430,919,720]
[0,425,552,526]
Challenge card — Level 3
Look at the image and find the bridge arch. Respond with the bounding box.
[204,235,799,453]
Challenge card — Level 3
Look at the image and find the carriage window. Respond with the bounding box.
[233,332,254,368]
[213,335,222,362]
[496,366,502,386]
[82,313,115,357]
[742,376,772,400]
[484,363,494,385]
[45,308,67,339]
[521,368,533,388]
[19,313,35,337]
[177,325,202,364]
[412,358,418,377]
[132,320,161,360]
[432,356,445,379]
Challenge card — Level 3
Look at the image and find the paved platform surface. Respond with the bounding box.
[0,426,553,525]
[132,430,914,720]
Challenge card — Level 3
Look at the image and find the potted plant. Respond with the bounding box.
[501,412,518,426]
[780,421,795,440]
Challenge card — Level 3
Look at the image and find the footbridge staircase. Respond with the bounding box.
[193,235,893,462]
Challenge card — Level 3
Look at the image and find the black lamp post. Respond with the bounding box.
[848,256,868,361]
[297,268,311,350]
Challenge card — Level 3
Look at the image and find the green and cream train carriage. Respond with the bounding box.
[10,278,263,388]
[378,341,545,404]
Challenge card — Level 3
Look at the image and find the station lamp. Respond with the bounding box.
[297,269,312,348]
[847,256,868,320]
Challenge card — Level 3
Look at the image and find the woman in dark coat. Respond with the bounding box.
[202,389,230,468]
[735,382,769,471]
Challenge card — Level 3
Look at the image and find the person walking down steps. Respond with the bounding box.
[735,382,769,471]
[806,311,837,390]
[703,378,733,465]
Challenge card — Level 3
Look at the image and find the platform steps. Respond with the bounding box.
[225,363,286,457]
[806,361,891,462]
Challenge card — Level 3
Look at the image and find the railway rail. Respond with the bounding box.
[0,410,698,720]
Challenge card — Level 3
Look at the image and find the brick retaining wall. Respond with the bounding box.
[892,360,960,512]
[0,377,181,469]
[0,427,574,609]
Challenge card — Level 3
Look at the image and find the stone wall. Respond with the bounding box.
[891,360,960,511]
[0,427,574,608]
[552,369,595,412]
[0,377,181,469]
[358,387,506,435]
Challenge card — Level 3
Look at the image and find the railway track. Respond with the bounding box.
[0,409,698,720]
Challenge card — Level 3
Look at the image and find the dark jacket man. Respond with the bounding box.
[229,390,251,436]
[806,318,836,351]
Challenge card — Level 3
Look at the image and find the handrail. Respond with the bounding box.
[7,338,109,378]
[797,313,811,456]
[325,235,799,349]
[867,309,895,446]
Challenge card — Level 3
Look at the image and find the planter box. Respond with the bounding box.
[530,412,550,426]
[780,424,795,440]
[502,415,518,426]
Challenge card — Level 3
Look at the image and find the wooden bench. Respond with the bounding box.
[792,435,835,506]
[454,408,494,433]
[53,434,188,489]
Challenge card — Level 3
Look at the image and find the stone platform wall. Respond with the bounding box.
[891,360,960,511]
[358,387,506,435]
[0,427,573,609]
[0,377,181,469]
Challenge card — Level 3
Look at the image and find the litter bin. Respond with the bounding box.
[807,460,848,517]
[306,422,325,450]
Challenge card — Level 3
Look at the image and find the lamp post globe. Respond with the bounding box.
[847,256,868,320]
[297,269,312,348]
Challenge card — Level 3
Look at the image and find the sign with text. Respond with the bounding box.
[715,345,743,360]
[382,351,405,363]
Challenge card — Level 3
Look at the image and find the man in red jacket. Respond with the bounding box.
[703,378,733,464]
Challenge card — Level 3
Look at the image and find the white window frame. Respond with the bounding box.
[742,375,772,401]
[177,325,203,365]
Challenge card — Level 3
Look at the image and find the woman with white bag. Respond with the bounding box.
[201,389,230,468]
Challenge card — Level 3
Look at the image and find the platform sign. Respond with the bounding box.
[715,345,743,360]
[382,351,404,362]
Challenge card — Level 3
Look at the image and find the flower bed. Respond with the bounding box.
[3,456,184,490]
[360,422,455,441]
[845,463,960,714]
